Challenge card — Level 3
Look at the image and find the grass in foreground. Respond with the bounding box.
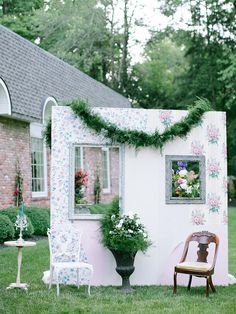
[0,208,235,314]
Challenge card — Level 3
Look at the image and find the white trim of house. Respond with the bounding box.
[0,77,11,115]
[30,122,48,198]
[42,96,58,124]
[102,147,111,194]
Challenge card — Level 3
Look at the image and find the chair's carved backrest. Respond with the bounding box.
[187,231,219,264]
[47,226,82,263]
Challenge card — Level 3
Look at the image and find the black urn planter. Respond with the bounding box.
[111,250,137,294]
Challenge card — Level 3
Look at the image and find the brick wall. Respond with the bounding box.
[0,117,50,209]
[82,146,119,204]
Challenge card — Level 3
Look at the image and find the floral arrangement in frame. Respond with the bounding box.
[165,155,206,204]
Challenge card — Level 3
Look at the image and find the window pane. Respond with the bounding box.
[31,137,45,192]
[75,147,81,172]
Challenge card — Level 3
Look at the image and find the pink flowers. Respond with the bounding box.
[207,124,220,144]
[74,169,88,204]
[191,141,205,156]
[207,193,221,213]
[207,159,221,178]
[191,210,206,225]
[159,110,173,128]
[177,178,186,184]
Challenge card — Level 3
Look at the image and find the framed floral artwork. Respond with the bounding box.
[165,155,206,204]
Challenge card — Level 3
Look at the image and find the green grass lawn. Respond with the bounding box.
[0,208,235,314]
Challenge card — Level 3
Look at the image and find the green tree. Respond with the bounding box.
[161,0,236,106]
[0,0,44,41]
[33,0,110,83]
[128,32,189,109]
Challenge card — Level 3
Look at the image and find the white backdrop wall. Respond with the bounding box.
[51,106,228,286]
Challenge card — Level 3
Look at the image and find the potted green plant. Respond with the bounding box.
[100,198,151,293]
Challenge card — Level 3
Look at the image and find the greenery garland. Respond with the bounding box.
[70,98,211,149]
[44,98,211,148]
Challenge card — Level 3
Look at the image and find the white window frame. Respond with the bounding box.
[42,96,58,124]
[0,77,11,115]
[30,123,48,198]
[102,147,110,193]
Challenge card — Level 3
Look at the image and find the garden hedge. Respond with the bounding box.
[0,207,34,238]
[24,207,50,236]
[0,207,50,241]
[0,215,15,243]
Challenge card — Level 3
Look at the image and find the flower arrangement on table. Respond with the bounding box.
[100,198,151,254]
[74,169,88,204]
[172,161,200,198]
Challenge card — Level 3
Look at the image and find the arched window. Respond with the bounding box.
[42,96,58,124]
[0,78,11,115]
[30,97,58,197]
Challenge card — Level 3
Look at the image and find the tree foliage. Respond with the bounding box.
[128,31,189,109]
[0,0,44,40]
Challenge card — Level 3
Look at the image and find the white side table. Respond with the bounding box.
[4,240,36,290]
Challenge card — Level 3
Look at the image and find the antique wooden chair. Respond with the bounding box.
[173,231,219,297]
[47,228,93,297]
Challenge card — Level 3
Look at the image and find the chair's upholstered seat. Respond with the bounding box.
[176,261,212,272]
[52,261,93,270]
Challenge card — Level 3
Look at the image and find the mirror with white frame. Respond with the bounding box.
[69,144,122,218]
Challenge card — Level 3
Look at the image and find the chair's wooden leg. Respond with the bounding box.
[187,275,192,291]
[206,277,209,297]
[173,272,177,294]
[209,276,216,293]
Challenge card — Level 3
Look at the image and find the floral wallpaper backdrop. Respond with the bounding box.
[50,107,228,286]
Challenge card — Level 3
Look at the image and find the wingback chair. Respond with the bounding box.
[47,227,93,296]
[173,231,219,297]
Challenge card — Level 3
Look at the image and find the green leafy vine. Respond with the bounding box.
[44,98,211,149]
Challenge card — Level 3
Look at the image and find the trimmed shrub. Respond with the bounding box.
[0,208,34,238]
[24,207,50,236]
[0,215,15,243]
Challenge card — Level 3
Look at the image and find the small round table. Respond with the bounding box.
[4,240,36,290]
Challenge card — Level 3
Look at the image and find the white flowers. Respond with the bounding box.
[102,207,151,253]
[180,183,188,190]
[186,186,192,194]
[110,212,144,236]
[126,211,135,219]
[179,169,188,177]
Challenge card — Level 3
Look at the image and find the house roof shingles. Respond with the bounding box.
[0,25,130,122]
